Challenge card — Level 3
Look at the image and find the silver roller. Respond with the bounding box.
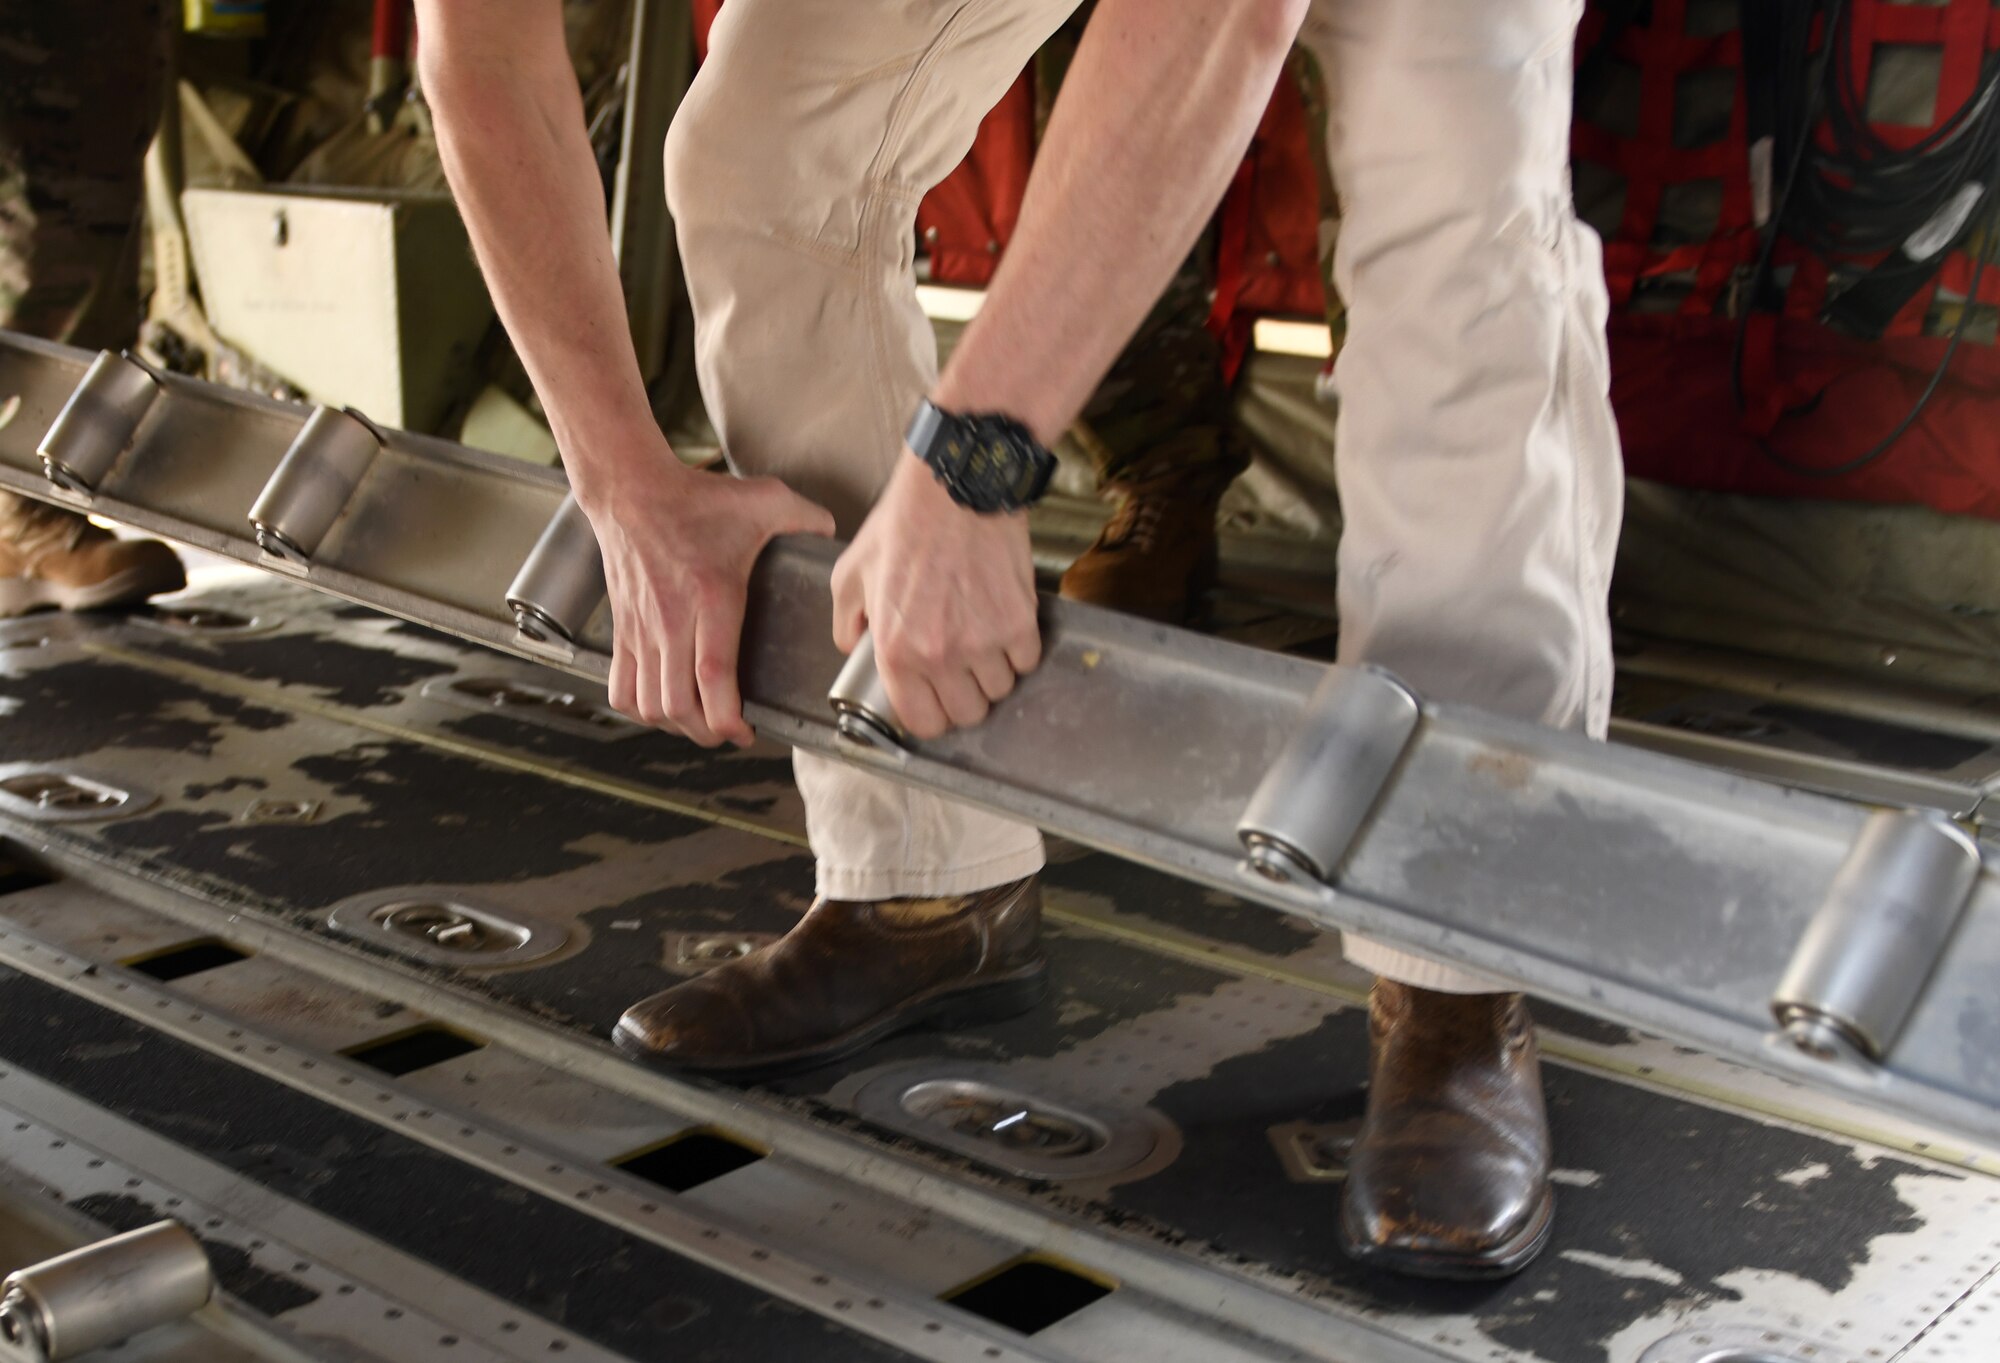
[0,1221,213,1362]
[1772,807,1982,1064]
[1235,665,1423,887]
[35,350,163,494]
[504,493,607,645]
[248,405,384,563]
[828,633,910,756]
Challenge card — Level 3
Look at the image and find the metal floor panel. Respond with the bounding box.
[0,1174,298,1363]
[0,963,993,1363]
[0,580,1996,1363]
[12,576,1994,1168]
[0,868,1417,1363]
[0,1063,623,1363]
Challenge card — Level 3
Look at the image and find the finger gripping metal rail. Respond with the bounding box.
[5,331,1999,1150]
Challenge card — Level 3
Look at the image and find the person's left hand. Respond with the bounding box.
[831,453,1042,740]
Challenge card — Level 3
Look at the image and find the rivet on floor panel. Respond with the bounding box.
[664,932,780,974]
[850,1064,1179,1184]
[1268,1117,1362,1183]
[0,771,156,823]
[1638,1325,1856,1363]
[327,888,568,967]
[240,797,321,825]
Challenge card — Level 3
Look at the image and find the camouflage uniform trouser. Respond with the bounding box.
[0,0,166,526]
[1039,18,1343,493]
[0,0,165,344]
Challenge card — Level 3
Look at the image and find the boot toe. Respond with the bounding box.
[1340,1159,1553,1278]
[614,979,755,1065]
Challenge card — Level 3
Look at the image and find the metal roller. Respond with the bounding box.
[1235,665,1423,887]
[248,405,384,563]
[505,493,607,645]
[828,634,910,756]
[35,350,163,494]
[1772,808,1982,1064]
[0,1221,213,1362]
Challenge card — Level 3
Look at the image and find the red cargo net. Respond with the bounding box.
[1577,0,2000,514]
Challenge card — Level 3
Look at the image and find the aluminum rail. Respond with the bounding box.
[3,330,1998,1151]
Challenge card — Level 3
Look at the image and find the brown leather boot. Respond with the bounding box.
[1058,466,1228,624]
[614,877,1048,1078]
[1339,981,1554,1280]
[0,494,184,618]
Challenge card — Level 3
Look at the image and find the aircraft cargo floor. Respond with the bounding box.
[0,570,1993,1363]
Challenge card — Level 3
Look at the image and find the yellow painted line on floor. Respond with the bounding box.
[1041,896,2000,1178]
[79,641,811,851]
[84,637,2000,1176]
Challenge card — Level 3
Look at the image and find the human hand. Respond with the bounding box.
[581,451,835,747]
[830,454,1042,740]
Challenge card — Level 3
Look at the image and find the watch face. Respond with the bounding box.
[945,418,1048,510]
[914,404,1055,512]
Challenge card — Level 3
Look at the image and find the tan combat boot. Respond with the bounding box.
[0,494,185,618]
[1058,465,1230,624]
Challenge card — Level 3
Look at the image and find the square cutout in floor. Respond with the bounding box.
[343,1024,485,1077]
[123,939,251,982]
[612,1129,765,1194]
[942,1256,1114,1336]
[0,860,54,898]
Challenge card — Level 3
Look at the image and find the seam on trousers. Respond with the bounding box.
[765,224,876,274]
[1555,216,1608,738]
[859,0,1005,473]
[866,192,916,505]
[833,49,930,97]
[849,8,1012,888]
[860,0,995,191]
[756,176,927,279]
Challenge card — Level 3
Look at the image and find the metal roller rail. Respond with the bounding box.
[2,329,1998,1150]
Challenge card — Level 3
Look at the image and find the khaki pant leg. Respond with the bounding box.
[665,0,1077,900]
[1299,0,1624,992]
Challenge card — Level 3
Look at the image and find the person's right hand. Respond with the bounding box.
[581,457,834,748]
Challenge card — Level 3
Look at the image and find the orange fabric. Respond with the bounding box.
[916,73,1035,287]
[692,0,722,57]
[691,4,1320,322]
[1206,70,1327,378]
[914,56,1325,380]
[1229,71,1325,320]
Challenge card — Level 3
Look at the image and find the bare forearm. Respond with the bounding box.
[418,0,673,509]
[933,0,1307,443]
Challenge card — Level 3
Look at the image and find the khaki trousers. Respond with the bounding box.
[665,0,1622,993]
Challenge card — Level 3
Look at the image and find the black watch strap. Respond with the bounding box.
[905,399,1057,514]
[905,400,949,467]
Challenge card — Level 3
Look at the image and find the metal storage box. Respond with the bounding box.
[183,186,494,433]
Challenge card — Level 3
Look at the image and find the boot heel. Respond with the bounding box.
[923,965,1050,1032]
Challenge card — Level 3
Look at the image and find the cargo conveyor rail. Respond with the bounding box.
[2,329,1997,1151]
